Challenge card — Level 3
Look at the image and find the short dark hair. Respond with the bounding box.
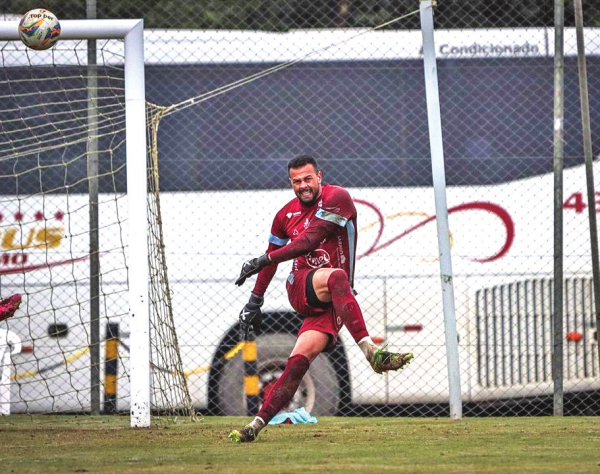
[288,155,319,174]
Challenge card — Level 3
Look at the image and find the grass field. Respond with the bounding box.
[0,415,598,473]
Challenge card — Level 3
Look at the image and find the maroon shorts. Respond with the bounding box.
[286,268,343,352]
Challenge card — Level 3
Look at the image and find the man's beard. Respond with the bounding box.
[297,187,318,205]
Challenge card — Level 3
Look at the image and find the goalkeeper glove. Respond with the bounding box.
[235,254,270,286]
[239,293,263,340]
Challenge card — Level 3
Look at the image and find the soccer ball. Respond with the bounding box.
[18,9,61,51]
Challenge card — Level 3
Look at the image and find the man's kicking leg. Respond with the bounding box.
[229,330,328,443]
[314,269,413,374]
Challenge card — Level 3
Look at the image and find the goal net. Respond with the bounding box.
[0,22,194,424]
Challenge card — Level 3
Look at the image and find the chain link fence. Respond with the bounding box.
[1,1,600,418]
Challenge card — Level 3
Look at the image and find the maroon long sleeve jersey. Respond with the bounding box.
[252,183,358,296]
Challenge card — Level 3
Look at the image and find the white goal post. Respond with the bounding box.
[0,19,151,428]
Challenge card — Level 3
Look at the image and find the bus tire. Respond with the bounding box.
[217,333,340,416]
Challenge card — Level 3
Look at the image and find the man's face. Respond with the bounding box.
[289,164,322,205]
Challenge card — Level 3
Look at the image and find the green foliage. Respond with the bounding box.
[4,0,595,29]
[8,0,86,19]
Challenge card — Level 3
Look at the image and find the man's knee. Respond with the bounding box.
[291,330,329,362]
[312,268,346,302]
[326,269,350,295]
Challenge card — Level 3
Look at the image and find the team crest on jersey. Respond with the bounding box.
[306,249,330,268]
[303,218,310,229]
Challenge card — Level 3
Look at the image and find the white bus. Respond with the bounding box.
[1,160,598,415]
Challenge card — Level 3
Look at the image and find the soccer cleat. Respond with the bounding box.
[0,294,22,322]
[369,345,414,375]
[229,425,258,443]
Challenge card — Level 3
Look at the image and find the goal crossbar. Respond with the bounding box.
[0,19,151,428]
[0,19,142,40]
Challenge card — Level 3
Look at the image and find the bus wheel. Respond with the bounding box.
[217,333,340,416]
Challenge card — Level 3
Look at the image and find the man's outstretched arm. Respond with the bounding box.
[236,241,281,287]
[237,242,281,339]
[235,219,336,286]
[251,242,281,296]
[267,219,337,264]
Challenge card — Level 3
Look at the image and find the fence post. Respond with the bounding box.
[243,331,260,416]
[553,0,565,417]
[104,322,120,414]
[420,0,463,419]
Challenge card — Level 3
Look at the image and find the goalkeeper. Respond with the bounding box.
[230,156,413,443]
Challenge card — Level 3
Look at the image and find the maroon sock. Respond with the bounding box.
[327,270,369,343]
[257,354,310,424]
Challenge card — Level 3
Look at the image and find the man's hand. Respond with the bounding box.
[0,294,22,322]
[235,254,270,286]
[239,293,263,340]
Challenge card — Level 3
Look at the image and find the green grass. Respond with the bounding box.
[0,416,599,473]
